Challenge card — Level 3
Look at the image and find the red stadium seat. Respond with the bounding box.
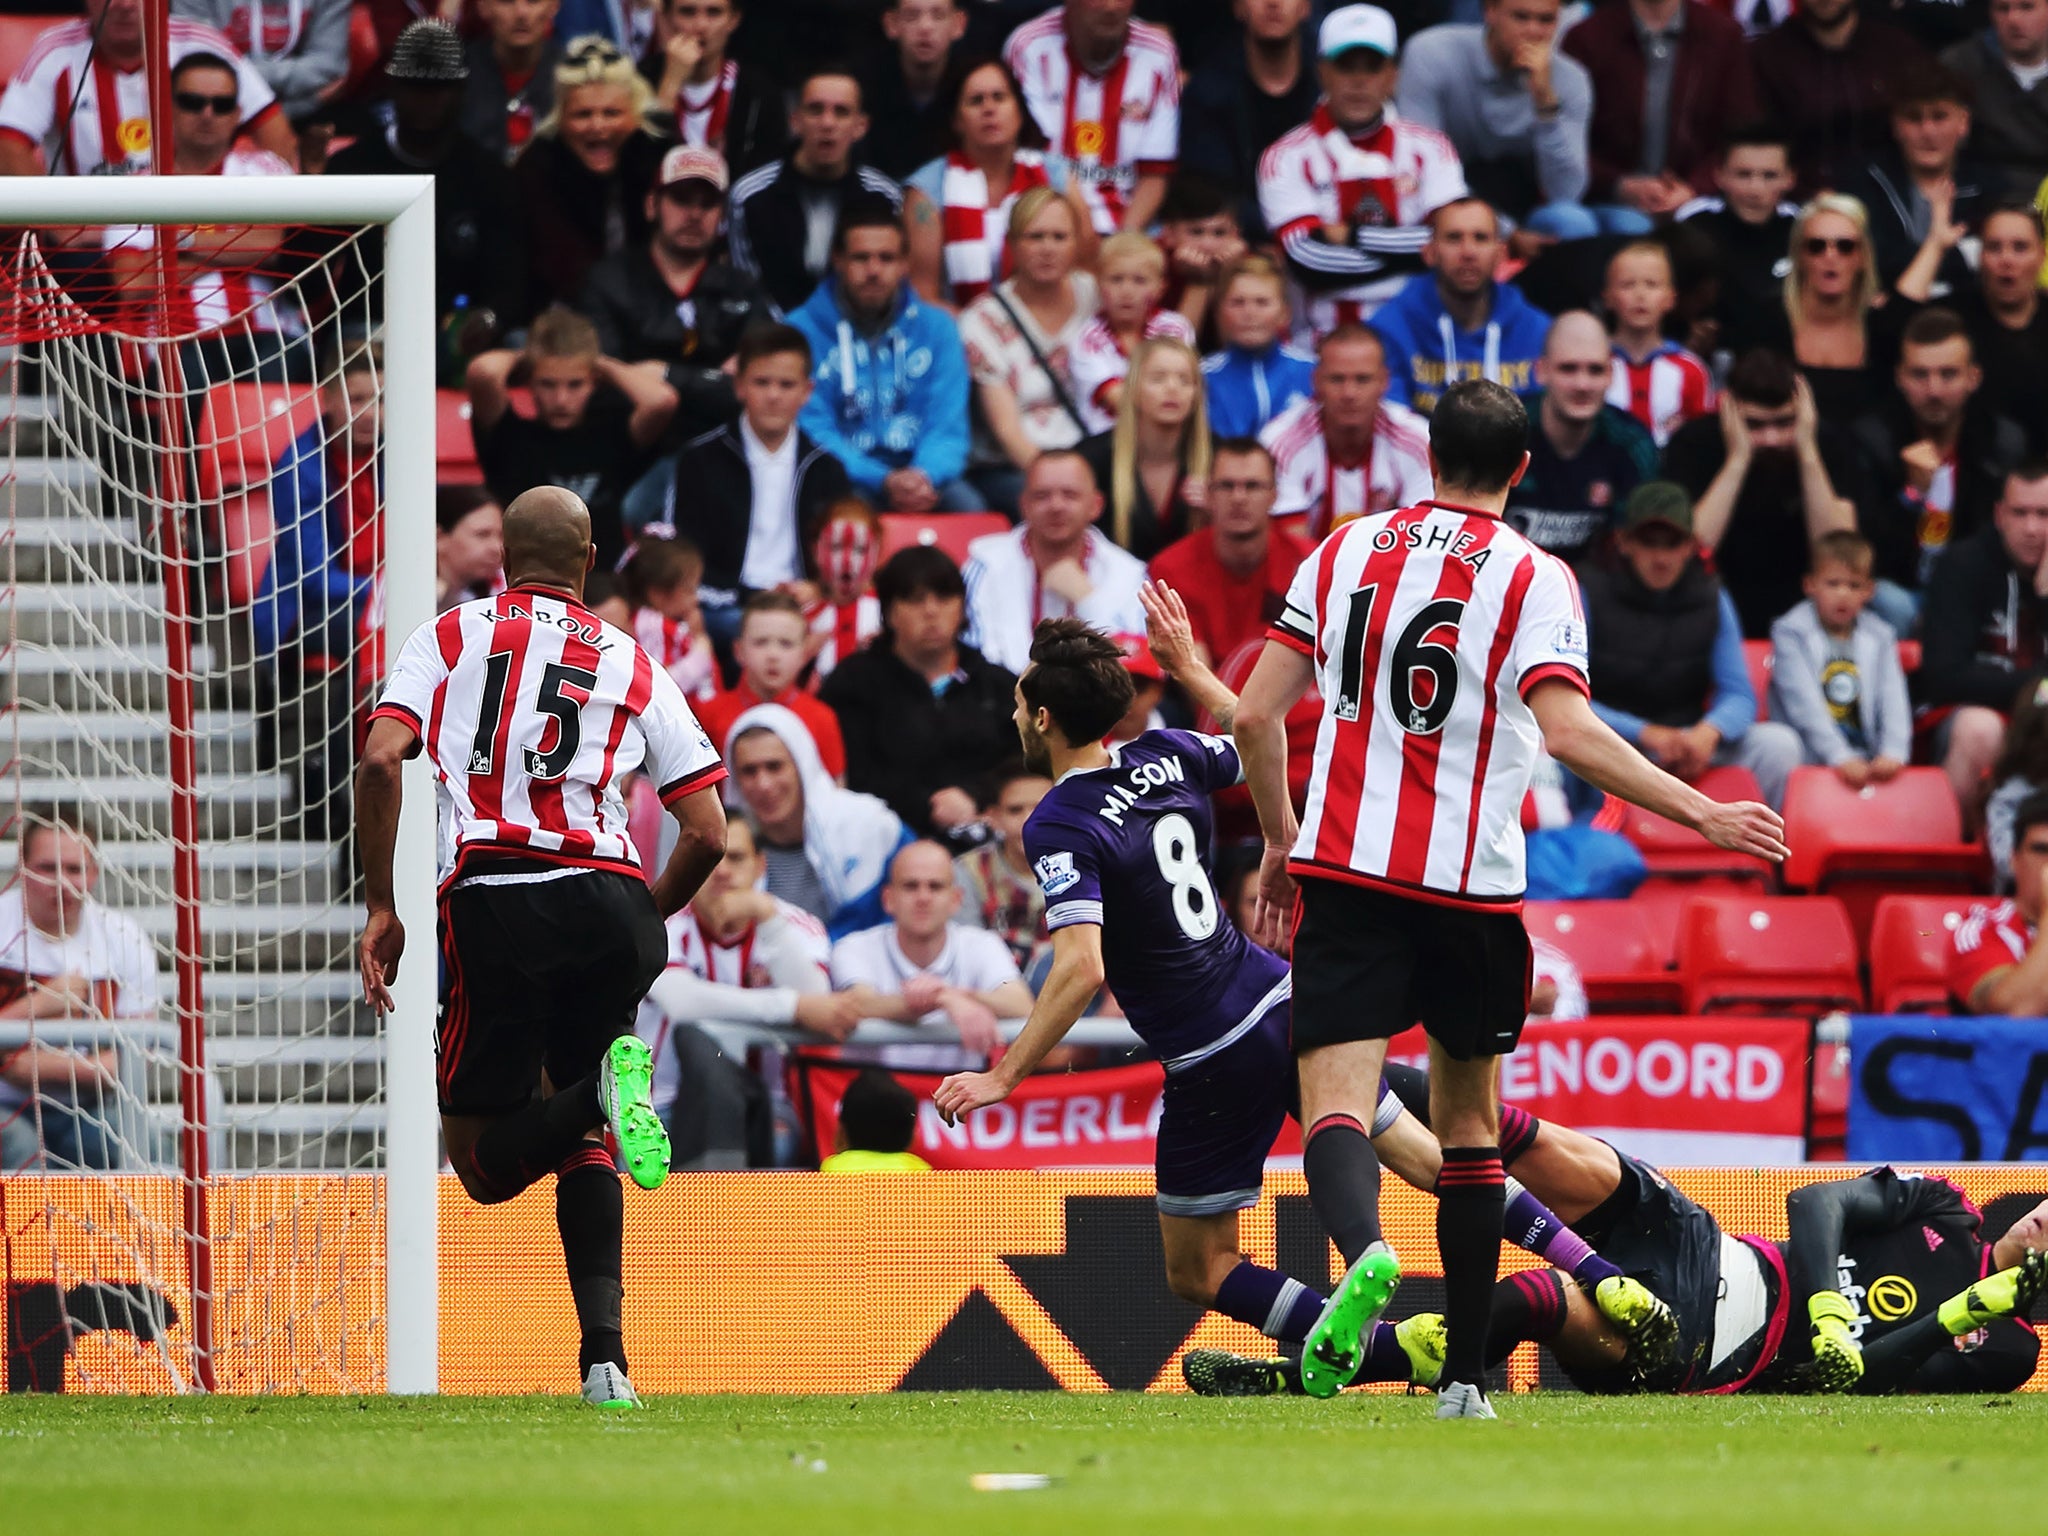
[1677,894,1862,1015]
[1742,640,1772,712]
[436,389,483,484]
[1778,766,1984,941]
[879,512,1012,568]
[1613,765,1773,882]
[219,490,274,607]
[1523,901,1681,1011]
[1898,638,1922,674]
[1867,894,1974,1014]
[194,383,320,499]
[0,16,57,104]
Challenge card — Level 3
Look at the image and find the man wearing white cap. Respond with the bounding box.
[577,144,774,445]
[1257,3,1468,332]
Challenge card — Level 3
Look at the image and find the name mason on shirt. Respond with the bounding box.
[1095,754,1189,826]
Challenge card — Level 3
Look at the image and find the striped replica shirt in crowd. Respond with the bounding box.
[370,584,726,889]
[0,16,277,176]
[1260,395,1435,541]
[1258,105,1467,331]
[1268,501,1590,908]
[1004,7,1179,234]
[1605,341,1715,447]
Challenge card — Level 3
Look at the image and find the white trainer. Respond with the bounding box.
[1435,1381,1497,1420]
[581,1361,641,1410]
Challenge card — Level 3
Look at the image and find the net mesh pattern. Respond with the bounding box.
[1,223,388,1391]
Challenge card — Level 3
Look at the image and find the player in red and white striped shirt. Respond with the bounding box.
[1255,5,1465,332]
[1003,1,1179,235]
[356,486,730,1410]
[1260,324,1434,541]
[0,3,294,178]
[1952,794,2048,1013]
[1235,380,1787,1418]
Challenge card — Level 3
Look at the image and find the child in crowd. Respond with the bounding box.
[819,1070,931,1173]
[803,497,885,681]
[1153,174,1248,343]
[1200,255,1316,439]
[435,487,506,612]
[613,529,717,700]
[1677,125,1800,365]
[1767,530,1912,787]
[1069,233,1198,435]
[694,590,849,776]
[952,763,1053,981]
[1987,678,2048,891]
[1602,242,1714,448]
[465,305,678,571]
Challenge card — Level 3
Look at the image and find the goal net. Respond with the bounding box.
[0,176,438,1394]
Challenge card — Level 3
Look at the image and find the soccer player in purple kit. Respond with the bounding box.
[933,608,1677,1393]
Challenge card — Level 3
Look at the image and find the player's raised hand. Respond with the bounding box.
[1140,580,1199,679]
[1696,799,1790,863]
[933,1068,1012,1125]
[359,909,405,1015]
[1253,844,1297,954]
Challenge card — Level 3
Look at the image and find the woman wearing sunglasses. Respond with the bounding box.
[1777,193,1896,422]
[515,35,672,310]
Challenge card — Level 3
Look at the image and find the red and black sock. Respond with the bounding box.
[466,1076,605,1204]
[556,1144,626,1378]
[1486,1268,1569,1368]
[1302,1113,1383,1266]
[1436,1145,1507,1390]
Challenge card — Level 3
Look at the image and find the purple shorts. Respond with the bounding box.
[1153,998,1295,1218]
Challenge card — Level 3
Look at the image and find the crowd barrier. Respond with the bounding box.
[8,1167,2045,1395]
[1849,1015,2048,1162]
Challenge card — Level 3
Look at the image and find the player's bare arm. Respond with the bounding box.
[647,784,728,918]
[354,713,418,1015]
[1234,640,1317,950]
[1140,580,1236,731]
[1526,679,1790,862]
[933,923,1104,1123]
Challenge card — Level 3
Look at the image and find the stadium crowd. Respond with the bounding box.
[12,0,2048,1169]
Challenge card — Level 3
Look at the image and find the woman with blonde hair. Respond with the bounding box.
[516,35,668,308]
[1779,193,1889,421]
[956,186,1100,512]
[1078,336,1211,560]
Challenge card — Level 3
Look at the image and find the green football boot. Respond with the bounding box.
[1807,1290,1864,1392]
[597,1034,670,1190]
[1299,1242,1402,1399]
[1593,1274,1680,1374]
[1182,1349,1293,1397]
[1938,1250,2048,1334]
[1395,1312,1447,1388]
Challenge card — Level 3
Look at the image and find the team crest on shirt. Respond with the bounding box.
[1588,481,1612,509]
[1072,121,1106,156]
[1034,852,1081,896]
[115,118,151,154]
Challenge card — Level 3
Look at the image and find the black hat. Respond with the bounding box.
[1621,480,1693,537]
[387,20,469,83]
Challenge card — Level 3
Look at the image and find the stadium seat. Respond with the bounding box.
[1613,765,1773,882]
[1523,900,1681,1011]
[1898,638,1921,674]
[879,512,1012,567]
[1742,640,1772,712]
[0,17,56,105]
[1867,894,1974,1014]
[219,490,275,607]
[1676,894,1862,1015]
[436,389,483,484]
[1778,766,1984,941]
[194,383,320,499]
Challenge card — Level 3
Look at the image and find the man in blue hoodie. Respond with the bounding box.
[1369,198,1552,415]
[789,195,981,512]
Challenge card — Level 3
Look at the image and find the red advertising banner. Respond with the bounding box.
[799,1014,1810,1171]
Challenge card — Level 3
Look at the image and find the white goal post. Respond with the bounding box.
[0,175,439,1394]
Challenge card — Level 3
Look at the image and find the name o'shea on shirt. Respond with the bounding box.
[1093,754,1187,827]
[1366,519,1494,569]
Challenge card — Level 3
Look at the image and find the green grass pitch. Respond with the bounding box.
[2,1393,2039,1534]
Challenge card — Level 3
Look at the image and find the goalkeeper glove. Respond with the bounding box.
[1807,1290,1864,1391]
[1937,1250,2048,1336]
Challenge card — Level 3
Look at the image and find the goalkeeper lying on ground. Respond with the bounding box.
[1187,1066,2045,1396]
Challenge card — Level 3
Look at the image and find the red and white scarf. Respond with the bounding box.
[940,148,1051,303]
[676,58,737,152]
[1311,104,1400,237]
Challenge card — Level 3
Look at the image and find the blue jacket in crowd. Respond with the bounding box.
[789,278,971,495]
[1202,340,1317,439]
[1371,272,1552,414]
[253,423,373,661]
